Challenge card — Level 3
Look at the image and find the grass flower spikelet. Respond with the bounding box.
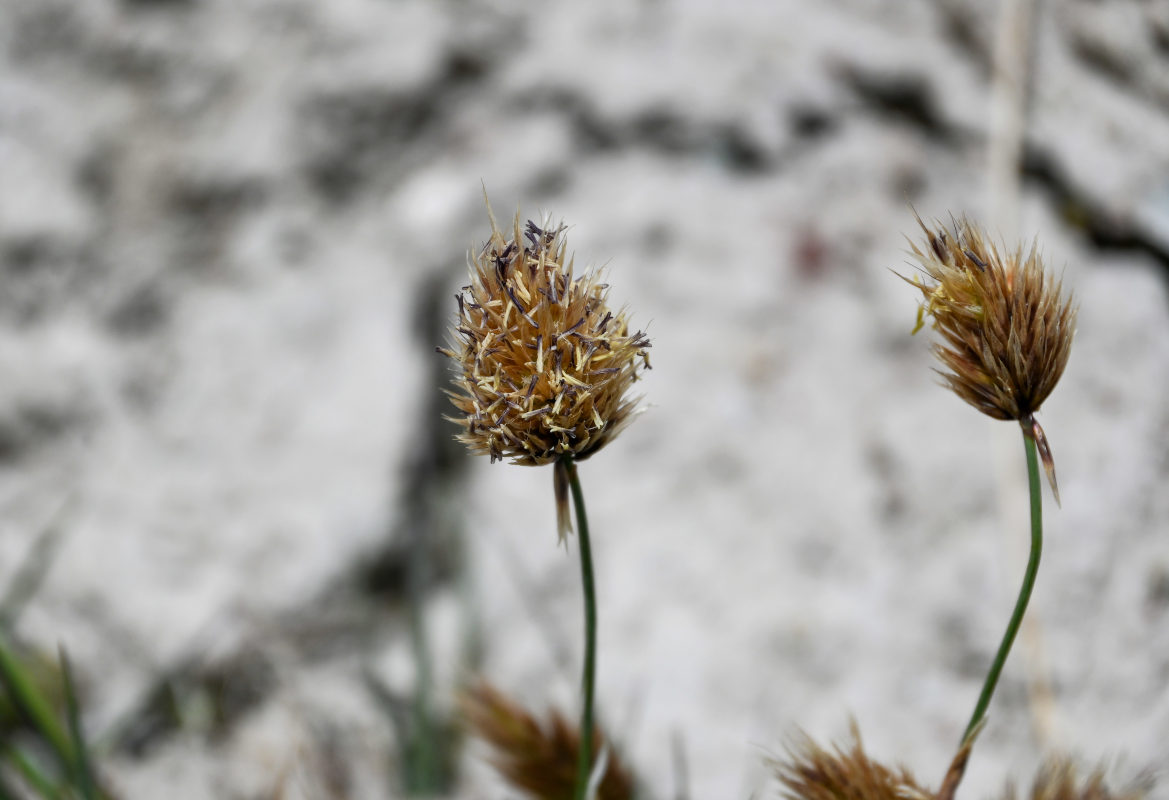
[440,203,651,467]
[900,212,1076,501]
[461,682,635,800]
[772,725,933,800]
[999,760,1151,800]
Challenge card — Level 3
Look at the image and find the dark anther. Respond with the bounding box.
[505,285,527,314]
[597,311,612,333]
[492,243,516,269]
[963,249,987,270]
[506,286,537,326]
[929,232,946,262]
[492,243,517,285]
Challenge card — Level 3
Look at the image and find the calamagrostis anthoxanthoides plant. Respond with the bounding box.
[439,198,650,800]
[771,722,979,800]
[461,682,635,800]
[771,725,933,800]
[900,213,1076,754]
[998,760,1151,800]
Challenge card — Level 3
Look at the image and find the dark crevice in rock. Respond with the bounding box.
[1153,18,1169,57]
[0,237,85,324]
[787,105,838,141]
[1067,22,1169,115]
[835,62,1169,276]
[299,48,497,205]
[512,88,778,175]
[359,268,469,601]
[525,165,573,198]
[937,3,992,77]
[113,649,276,759]
[1021,146,1169,273]
[166,176,269,222]
[1070,33,1137,88]
[164,175,270,272]
[835,64,962,144]
[106,280,171,337]
[0,403,88,464]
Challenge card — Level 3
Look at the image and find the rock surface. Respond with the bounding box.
[1,0,1167,798]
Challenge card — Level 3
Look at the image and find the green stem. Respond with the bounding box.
[59,649,98,800]
[563,456,597,800]
[2,746,59,799]
[961,424,1043,745]
[0,632,75,775]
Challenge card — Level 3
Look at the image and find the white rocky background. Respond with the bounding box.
[1,0,1168,798]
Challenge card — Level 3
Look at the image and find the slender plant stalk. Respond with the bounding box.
[962,423,1043,745]
[562,456,597,800]
[0,632,75,773]
[1,746,58,799]
[60,649,98,800]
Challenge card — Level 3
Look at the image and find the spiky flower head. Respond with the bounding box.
[461,682,635,800]
[901,213,1077,501]
[999,760,1151,800]
[771,725,933,800]
[440,201,651,469]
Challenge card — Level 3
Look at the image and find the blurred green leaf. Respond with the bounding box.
[0,632,75,783]
[59,649,97,800]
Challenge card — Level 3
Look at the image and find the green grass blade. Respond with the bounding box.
[59,649,97,800]
[2,745,62,799]
[0,632,75,778]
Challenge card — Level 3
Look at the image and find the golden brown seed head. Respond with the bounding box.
[461,682,635,800]
[903,213,1076,423]
[771,725,933,800]
[901,213,1077,501]
[998,759,1152,800]
[440,203,650,467]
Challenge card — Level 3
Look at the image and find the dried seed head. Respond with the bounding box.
[440,199,651,468]
[771,724,933,800]
[461,682,635,800]
[998,760,1152,800]
[900,213,1077,501]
